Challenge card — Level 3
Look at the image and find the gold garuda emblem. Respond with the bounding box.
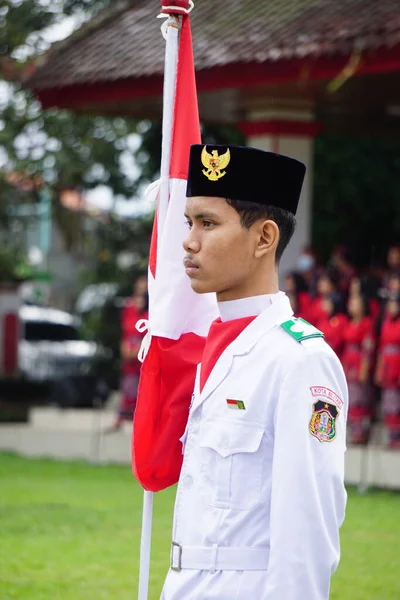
[201,146,231,181]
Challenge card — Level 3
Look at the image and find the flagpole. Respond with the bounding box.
[158,14,179,236]
[138,490,154,600]
[137,6,182,600]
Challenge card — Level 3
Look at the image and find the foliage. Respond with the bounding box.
[76,213,152,386]
[0,244,33,282]
[1,0,399,282]
[0,0,140,263]
[1,453,400,600]
[81,213,152,286]
[313,134,400,267]
[133,121,246,191]
[62,0,112,16]
[1,0,107,58]
[1,1,56,57]
[0,0,244,274]
[1,97,138,195]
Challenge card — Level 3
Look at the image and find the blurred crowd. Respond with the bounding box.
[110,245,400,449]
[285,244,400,449]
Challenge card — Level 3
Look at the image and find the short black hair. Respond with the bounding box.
[226,198,296,262]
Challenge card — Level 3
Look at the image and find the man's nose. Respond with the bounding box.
[183,229,200,254]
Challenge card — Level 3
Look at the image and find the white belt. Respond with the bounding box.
[170,542,270,572]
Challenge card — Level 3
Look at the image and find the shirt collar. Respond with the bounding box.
[218,292,281,322]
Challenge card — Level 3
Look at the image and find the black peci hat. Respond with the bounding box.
[186,144,306,215]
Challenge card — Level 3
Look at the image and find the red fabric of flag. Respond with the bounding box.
[132,333,205,491]
[132,16,217,492]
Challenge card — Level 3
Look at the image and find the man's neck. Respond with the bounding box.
[216,270,280,303]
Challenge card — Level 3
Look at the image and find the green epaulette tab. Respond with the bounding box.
[280,317,324,342]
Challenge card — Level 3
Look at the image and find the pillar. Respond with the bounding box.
[240,106,321,279]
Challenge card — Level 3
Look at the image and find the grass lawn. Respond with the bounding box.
[0,453,399,600]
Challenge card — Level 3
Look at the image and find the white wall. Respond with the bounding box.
[278,135,313,279]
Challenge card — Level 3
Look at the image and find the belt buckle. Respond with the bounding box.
[171,542,182,572]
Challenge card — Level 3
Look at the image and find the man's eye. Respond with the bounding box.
[185,220,193,229]
[203,220,213,228]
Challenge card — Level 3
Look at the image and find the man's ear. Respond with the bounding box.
[254,219,279,259]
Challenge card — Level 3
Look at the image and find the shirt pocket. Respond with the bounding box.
[199,419,265,510]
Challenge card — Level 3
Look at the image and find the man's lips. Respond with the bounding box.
[183,257,200,274]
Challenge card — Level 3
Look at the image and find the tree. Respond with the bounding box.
[313,134,400,268]
[133,120,245,191]
[0,1,245,253]
[0,0,138,257]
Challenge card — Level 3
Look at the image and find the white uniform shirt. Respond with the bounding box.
[161,292,348,600]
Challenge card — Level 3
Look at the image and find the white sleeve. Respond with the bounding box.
[264,345,348,600]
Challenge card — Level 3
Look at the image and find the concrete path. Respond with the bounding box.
[0,407,399,489]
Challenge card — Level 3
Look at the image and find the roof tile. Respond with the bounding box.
[28,0,400,89]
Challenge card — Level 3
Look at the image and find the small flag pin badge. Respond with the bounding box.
[226,399,246,410]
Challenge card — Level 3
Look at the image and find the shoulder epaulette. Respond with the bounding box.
[280,317,324,342]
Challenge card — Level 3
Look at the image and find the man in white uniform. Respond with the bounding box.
[161,144,348,600]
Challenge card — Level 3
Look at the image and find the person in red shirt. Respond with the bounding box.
[283,272,311,320]
[308,273,343,326]
[109,274,148,432]
[329,246,357,296]
[315,297,347,359]
[295,247,322,297]
[375,297,400,449]
[381,246,400,291]
[341,293,376,444]
[387,273,400,297]
[348,276,380,320]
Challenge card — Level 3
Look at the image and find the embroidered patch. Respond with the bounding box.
[310,386,344,409]
[280,317,324,342]
[226,399,246,410]
[309,401,339,443]
[201,146,231,181]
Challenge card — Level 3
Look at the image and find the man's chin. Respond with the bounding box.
[189,278,216,295]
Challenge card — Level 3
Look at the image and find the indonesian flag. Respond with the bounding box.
[132,16,217,492]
